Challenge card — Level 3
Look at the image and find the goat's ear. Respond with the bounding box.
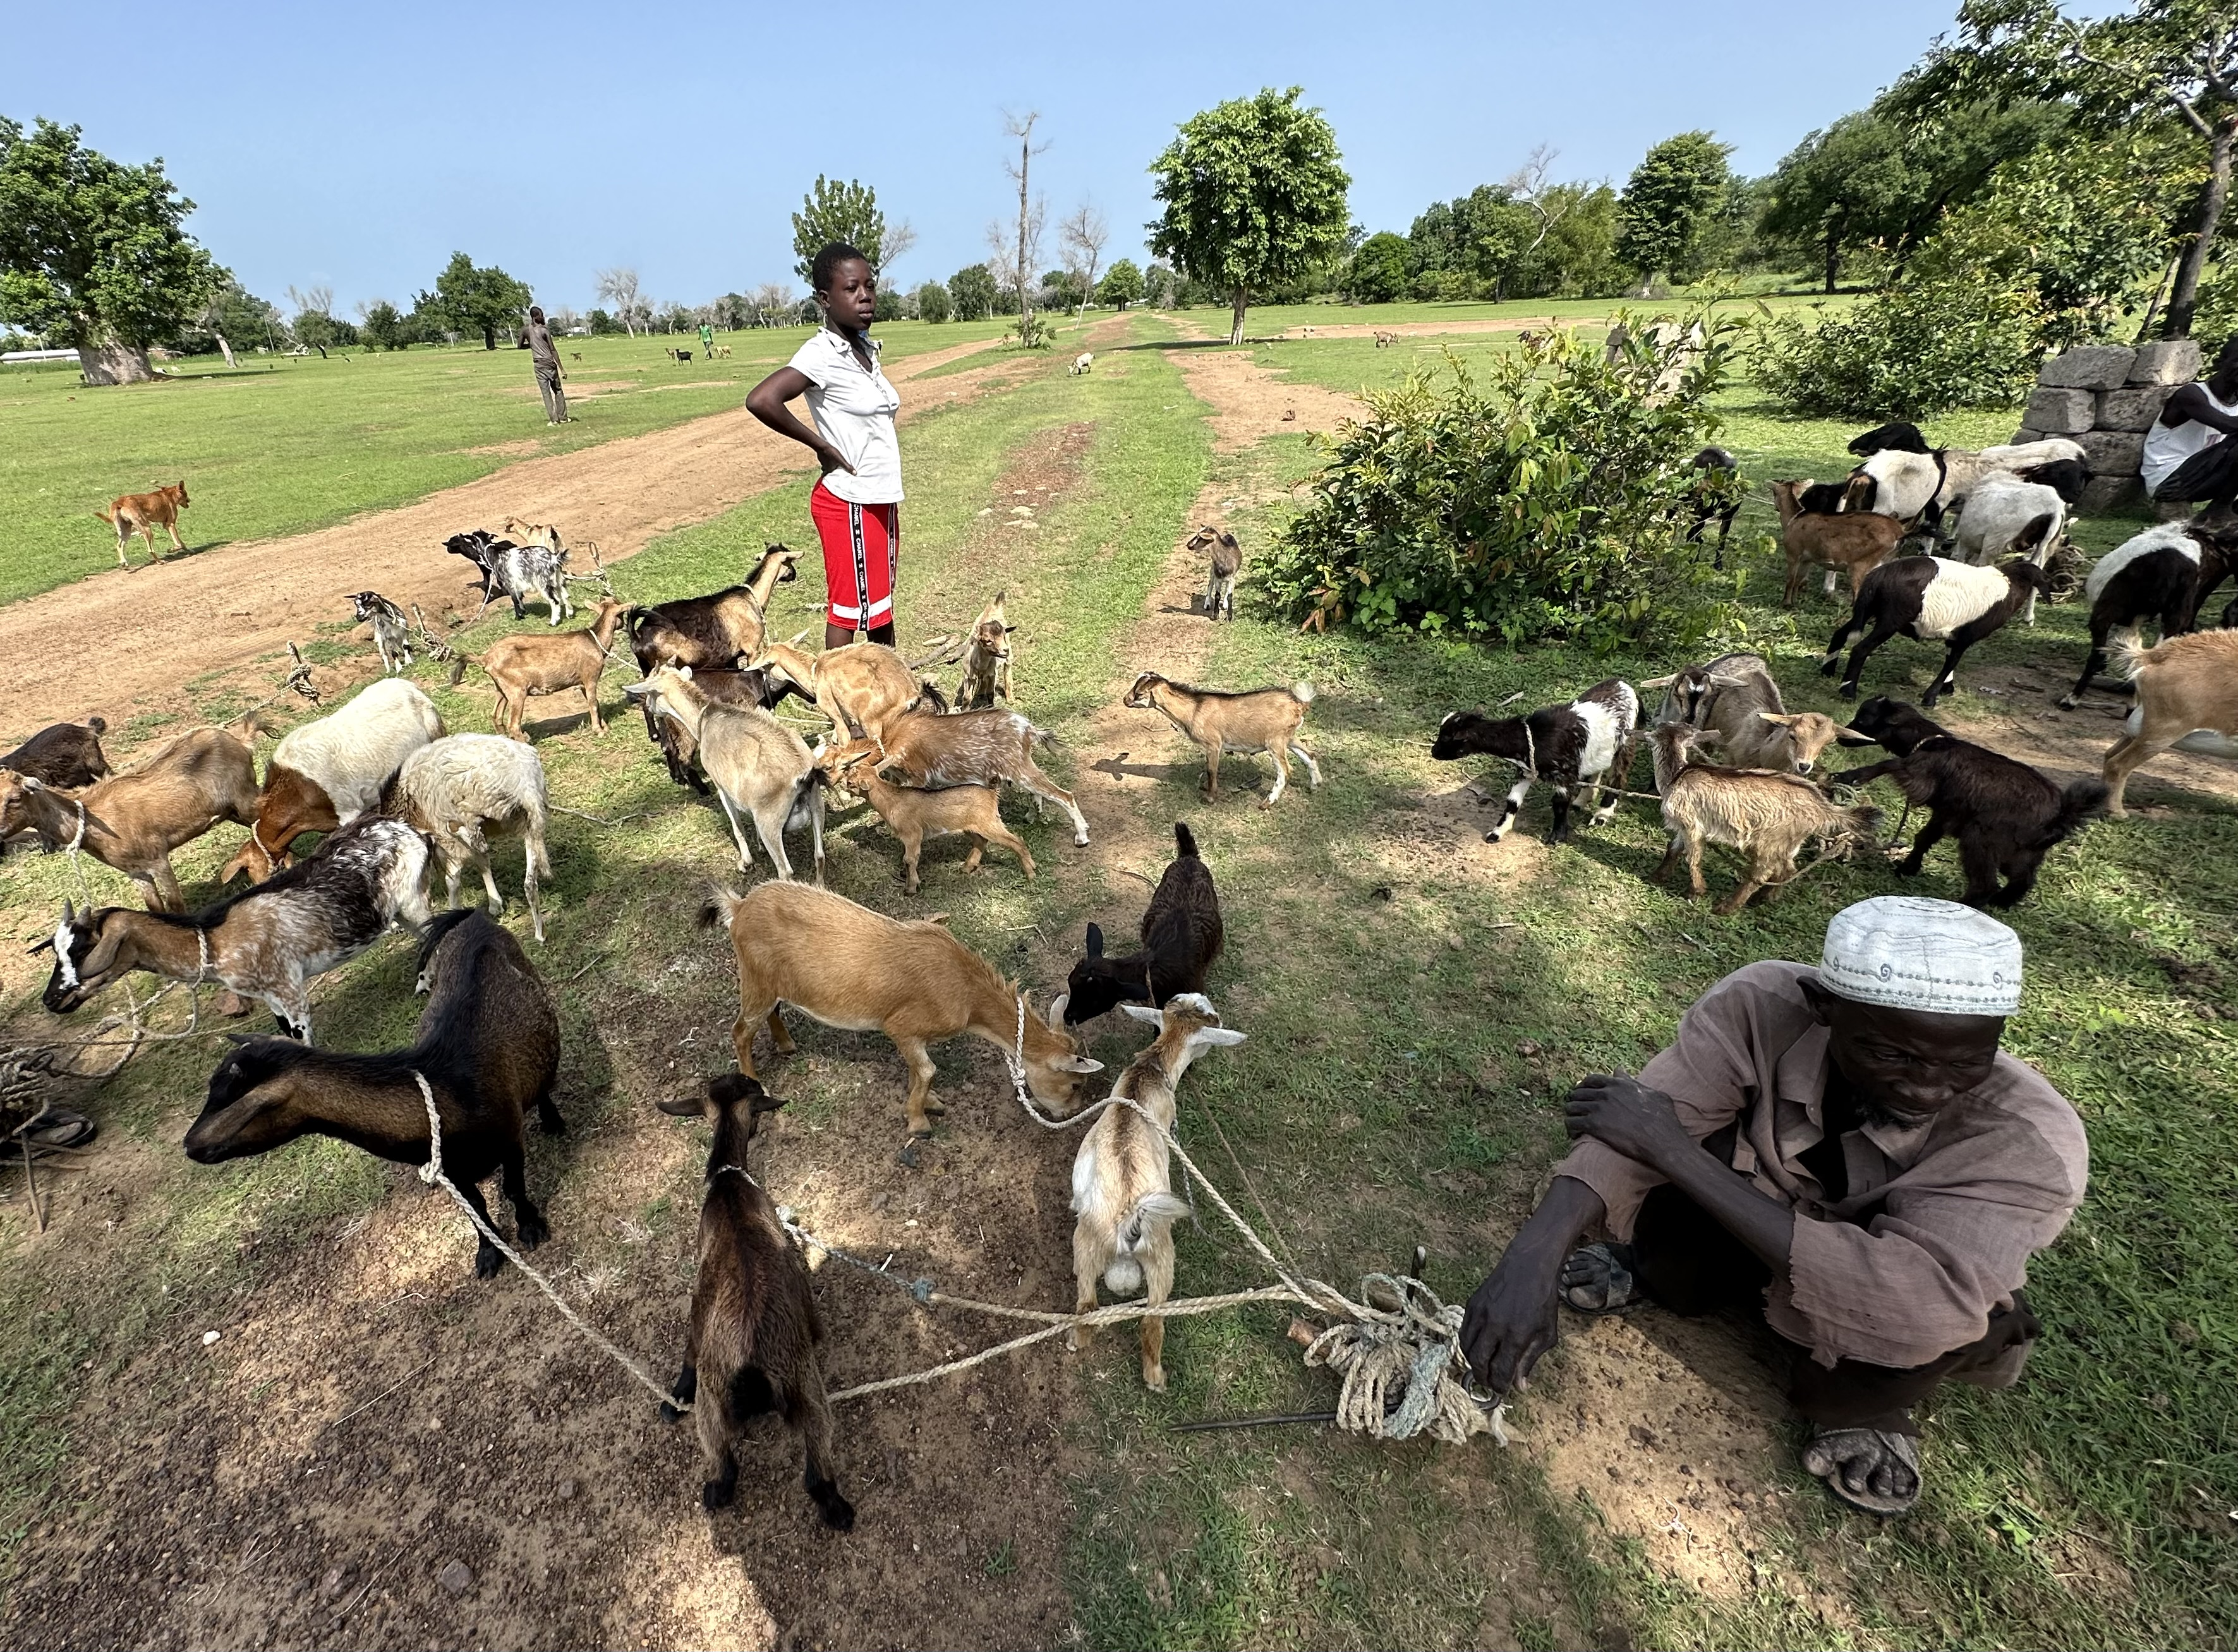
[1053,1054,1104,1074]
[1757,711,1795,725]
[655,1093,704,1117]
[749,1090,790,1116]
[1085,922,1104,958]
[1639,673,1678,689]
[1191,1027,1248,1048]
[1046,991,1070,1027]
[622,680,653,699]
[26,935,54,955]
[1120,1003,1164,1025]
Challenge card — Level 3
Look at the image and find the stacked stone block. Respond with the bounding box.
[2011,340,2202,514]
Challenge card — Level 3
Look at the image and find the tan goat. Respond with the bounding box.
[1187,526,1241,621]
[2102,629,2238,816]
[953,590,1015,710]
[628,666,823,879]
[752,639,928,742]
[1124,672,1320,805]
[1771,481,1904,608]
[857,709,1090,845]
[0,727,259,911]
[1069,994,1245,1391]
[457,595,630,739]
[701,881,1103,1137]
[1649,724,1881,914]
[821,744,1034,894]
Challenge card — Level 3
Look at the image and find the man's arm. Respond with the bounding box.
[1459,1175,1606,1392]
[2161,382,2238,435]
[1564,1074,1794,1269]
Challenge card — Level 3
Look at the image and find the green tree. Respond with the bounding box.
[0,117,221,384]
[1616,131,1735,292]
[916,279,952,323]
[791,176,905,282]
[416,252,530,349]
[188,279,283,363]
[1147,86,1352,344]
[1040,267,1086,311]
[1097,258,1144,309]
[1346,232,1411,303]
[1142,261,1178,308]
[1896,0,2236,337]
[947,263,996,321]
[360,299,406,351]
[586,307,621,335]
[1762,114,1917,291]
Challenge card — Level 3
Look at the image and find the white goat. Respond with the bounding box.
[222,678,447,884]
[1954,474,2068,623]
[1070,352,1094,375]
[627,665,824,879]
[389,734,554,942]
[1069,993,1245,1392]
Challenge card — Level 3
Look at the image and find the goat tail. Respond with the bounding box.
[87,715,107,735]
[2044,778,2112,844]
[1029,722,1066,751]
[1290,681,1317,704]
[94,506,116,525]
[447,652,475,687]
[2114,632,2168,681]
[1103,1191,1191,1292]
[698,885,745,932]
[1173,820,1199,860]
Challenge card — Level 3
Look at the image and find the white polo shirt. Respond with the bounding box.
[787,327,904,505]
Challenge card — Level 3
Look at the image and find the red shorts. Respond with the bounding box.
[810,481,899,631]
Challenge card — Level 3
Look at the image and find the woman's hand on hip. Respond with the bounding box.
[818,446,857,477]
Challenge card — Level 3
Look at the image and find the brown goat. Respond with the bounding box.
[821,744,1035,893]
[1648,724,1882,914]
[2102,629,2238,816]
[1771,480,1904,608]
[457,595,630,739]
[0,728,259,910]
[752,639,928,742]
[953,590,1015,711]
[1124,673,1320,805]
[854,708,1090,845]
[657,1074,853,1528]
[1187,526,1242,621]
[701,881,1103,1137]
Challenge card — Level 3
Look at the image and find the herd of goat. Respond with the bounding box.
[8,423,2238,1522]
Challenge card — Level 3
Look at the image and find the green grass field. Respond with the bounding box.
[1,307,2230,1648]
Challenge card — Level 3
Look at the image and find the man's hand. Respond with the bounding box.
[1458,1176,1605,1394]
[1564,1073,1696,1172]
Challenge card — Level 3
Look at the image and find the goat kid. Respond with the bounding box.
[1431,678,1639,843]
[1649,724,1882,915]
[2060,522,2233,709]
[954,589,1015,710]
[348,591,414,675]
[40,817,433,1041]
[819,744,1032,895]
[387,733,553,941]
[446,529,572,625]
[854,709,1089,845]
[1820,548,2054,706]
[1770,480,1903,606]
[2103,629,2238,816]
[656,1074,854,1528]
[1,716,110,790]
[1686,447,1742,567]
[701,881,1102,1137]
[183,909,560,1277]
[1836,697,2105,908]
[1125,673,1319,807]
[1064,821,1223,1023]
[1070,994,1246,1391]
[1187,526,1242,620]
[752,639,929,744]
[629,666,824,879]
[456,594,631,739]
[1642,654,1845,774]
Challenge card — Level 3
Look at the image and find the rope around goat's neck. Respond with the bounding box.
[409,1070,685,1411]
[66,798,87,855]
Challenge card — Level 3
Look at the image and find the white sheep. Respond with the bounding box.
[389,733,553,942]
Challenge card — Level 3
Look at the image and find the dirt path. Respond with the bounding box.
[0,337,1019,737]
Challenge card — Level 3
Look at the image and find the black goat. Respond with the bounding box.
[658,1073,854,1529]
[1,717,109,788]
[1794,481,1849,515]
[1685,446,1741,568]
[1837,697,2106,908]
[627,545,801,778]
[1820,547,2054,706]
[183,908,563,1277]
[1431,678,1640,843]
[1849,421,1929,457]
[1064,821,1225,1023]
[2060,522,2234,708]
[2016,459,2089,505]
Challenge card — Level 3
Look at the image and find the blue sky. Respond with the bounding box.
[4,0,1970,316]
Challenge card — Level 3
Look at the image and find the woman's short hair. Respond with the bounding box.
[811,243,872,295]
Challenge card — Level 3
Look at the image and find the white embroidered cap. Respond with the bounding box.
[1820,896,2022,1016]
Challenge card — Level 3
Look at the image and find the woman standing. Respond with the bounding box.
[746,244,904,648]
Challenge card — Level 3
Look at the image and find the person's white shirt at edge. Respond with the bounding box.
[786,329,904,505]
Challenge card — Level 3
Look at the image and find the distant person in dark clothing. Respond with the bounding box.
[524,305,569,425]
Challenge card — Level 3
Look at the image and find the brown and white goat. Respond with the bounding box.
[1068,994,1246,1391]
[1124,673,1320,806]
[628,545,802,778]
[1648,724,1882,915]
[1,716,110,788]
[222,678,446,884]
[656,1074,854,1528]
[0,727,259,910]
[2102,629,2238,816]
[751,638,929,744]
[629,666,825,879]
[1187,526,1242,621]
[850,708,1089,845]
[456,594,630,739]
[820,744,1034,894]
[183,908,560,1277]
[701,881,1103,1137]
[1771,480,1904,607]
[953,590,1015,710]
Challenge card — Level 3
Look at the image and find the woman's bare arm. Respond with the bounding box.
[746,366,853,474]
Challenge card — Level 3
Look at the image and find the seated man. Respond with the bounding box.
[2143,335,2238,516]
[1460,896,2086,1516]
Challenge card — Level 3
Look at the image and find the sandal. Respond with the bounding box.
[1559,1242,1643,1315]
[12,1108,97,1153]
[1802,1424,1921,1516]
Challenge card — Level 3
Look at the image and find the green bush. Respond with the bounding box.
[1752,275,2043,418]
[915,279,952,323]
[1262,320,1741,651]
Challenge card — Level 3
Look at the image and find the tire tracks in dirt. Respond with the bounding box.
[0,337,1023,736]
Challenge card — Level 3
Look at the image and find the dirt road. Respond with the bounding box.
[0,337,1017,735]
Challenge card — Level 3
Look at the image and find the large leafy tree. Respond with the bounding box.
[0,117,221,384]
[1098,258,1144,310]
[1345,232,1410,303]
[1147,87,1351,344]
[415,252,530,349]
[1896,0,2236,337]
[790,176,914,283]
[1616,131,1734,291]
[948,262,997,321]
[1762,112,1917,292]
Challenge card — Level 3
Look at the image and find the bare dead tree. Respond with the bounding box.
[1501,145,1578,267]
[881,220,919,274]
[997,111,1051,342]
[595,267,644,336]
[1060,203,1109,318]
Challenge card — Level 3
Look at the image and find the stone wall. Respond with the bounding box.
[2012,340,2201,514]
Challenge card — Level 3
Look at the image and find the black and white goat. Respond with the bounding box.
[1820,546,2055,706]
[446,529,572,625]
[1837,697,2106,908]
[1431,678,1640,843]
[39,817,432,1042]
[348,591,414,675]
[2059,522,2234,709]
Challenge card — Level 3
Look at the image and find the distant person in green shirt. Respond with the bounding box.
[699,321,715,358]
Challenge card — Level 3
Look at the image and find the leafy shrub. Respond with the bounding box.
[1262,320,1741,651]
[915,280,952,323]
[1753,274,2042,418]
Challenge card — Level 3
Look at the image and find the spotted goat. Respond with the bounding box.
[1431,678,1640,843]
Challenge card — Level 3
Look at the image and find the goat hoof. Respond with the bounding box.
[474,1245,504,1281]
[1838,684,1858,701]
[1143,1365,1168,1393]
[659,1401,684,1423]
[517,1214,550,1251]
[2057,695,2078,711]
[813,1486,856,1531]
[702,1478,737,1511]
[896,1140,924,1170]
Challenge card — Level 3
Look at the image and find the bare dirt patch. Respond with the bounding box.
[0,337,1013,737]
[1161,346,1361,454]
